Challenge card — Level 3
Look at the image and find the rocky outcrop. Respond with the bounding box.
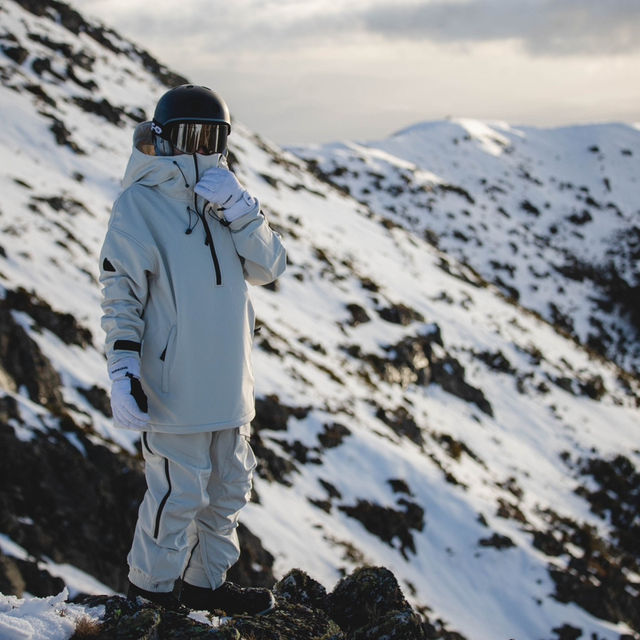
[71,567,449,640]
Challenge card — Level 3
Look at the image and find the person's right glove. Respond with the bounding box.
[194,167,257,222]
[109,356,149,431]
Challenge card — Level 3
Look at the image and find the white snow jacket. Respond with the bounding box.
[100,122,286,433]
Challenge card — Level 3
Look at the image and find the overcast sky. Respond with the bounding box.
[79,0,640,145]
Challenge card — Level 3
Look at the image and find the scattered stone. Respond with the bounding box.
[273,569,329,611]
[551,623,582,640]
[375,405,423,446]
[346,303,371,326]
[338,499,425,559]
[317,422,351,449]
[377,303,424,326]
[253,395,311,432]
[431,356,493,416]
[328,566,416,634]
[478,533,515,550]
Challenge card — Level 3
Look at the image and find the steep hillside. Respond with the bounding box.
[291,119,640,376]
[0,1,639,639]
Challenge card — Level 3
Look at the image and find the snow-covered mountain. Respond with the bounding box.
[291,119,640,376]
[0,1,639,639]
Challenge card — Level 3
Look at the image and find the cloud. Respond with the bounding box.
[84,0,640,57]
[353,0,640,56]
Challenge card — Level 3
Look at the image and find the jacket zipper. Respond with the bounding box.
[191,154,222,286]
[201,214,222,285]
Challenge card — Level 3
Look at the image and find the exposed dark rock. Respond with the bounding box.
[338,499,425,559]
[1,44,28,64]
[551,623,582,640]
[531,531,565,557]
[377,303,424,326]
[0,302,66,413]
[72,96,125,125]
[576,455,640,557]
[328,566,420,635]
[250,432,299,486]
[23,82,57,106]
[360,328,441,388]
[0,417,145,592]
[72,594,240,639]
[47,114,85,153]
[496,498,527,524]
[271,437,322,465]
[474,349,516,375]
[578,375,606,400]
[536,504,640,634]
[318,422,351,449]
[5,286,93,348]
[438,183,475,205]
[227,523,276,589]
[477,533,515,550]
[273,568,329,611]
[253,394,311,432]
[431,356,493,416]
[375,405,424,446]
[520,199,541,216]
[433,432,481,464]
[346,303,371,326]
[388,479,412,496]
[0,552,66,598]
[76,384,111,416]
[71,565,442,639]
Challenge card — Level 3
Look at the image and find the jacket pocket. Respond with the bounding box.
[160,325,177,393]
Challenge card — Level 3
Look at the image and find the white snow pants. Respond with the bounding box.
[127,425,256,593]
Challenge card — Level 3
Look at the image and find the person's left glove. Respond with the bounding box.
[109,356,149,431]
[194,167,257,222]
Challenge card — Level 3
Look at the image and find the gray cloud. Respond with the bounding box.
[353,0,640,56]
[85,0,640,57]
[199,0,640,57]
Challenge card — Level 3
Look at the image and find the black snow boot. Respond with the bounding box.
[127,580,180,610]
[181,581,276,616]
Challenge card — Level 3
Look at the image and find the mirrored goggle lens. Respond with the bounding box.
[167,123,227,155]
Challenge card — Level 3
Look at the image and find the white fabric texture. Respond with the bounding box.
[127,425,256,593]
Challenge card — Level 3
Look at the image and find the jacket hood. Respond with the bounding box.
[121,122,224,199]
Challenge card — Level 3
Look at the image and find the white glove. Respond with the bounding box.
[194,167,257,222]
[109,356,149,431]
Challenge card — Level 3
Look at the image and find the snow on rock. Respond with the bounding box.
[0,589,103,640]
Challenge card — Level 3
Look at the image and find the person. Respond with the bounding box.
[99,84,286,615]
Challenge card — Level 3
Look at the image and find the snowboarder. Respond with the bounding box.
[99,84,286,614]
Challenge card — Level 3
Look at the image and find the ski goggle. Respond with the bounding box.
[153,121,228,155]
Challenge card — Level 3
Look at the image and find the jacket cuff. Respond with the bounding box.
[228,199,262,232]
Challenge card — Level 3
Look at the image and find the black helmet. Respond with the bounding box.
[151,84,231,156]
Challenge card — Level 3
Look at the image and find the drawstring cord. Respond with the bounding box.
[172,160,190,188]
[185,206,199,235]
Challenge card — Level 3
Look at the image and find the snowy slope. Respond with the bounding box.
[0,2,639,639]
[291,119,640,376]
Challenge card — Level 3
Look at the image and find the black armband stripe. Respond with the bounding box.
[114,340,141,353]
